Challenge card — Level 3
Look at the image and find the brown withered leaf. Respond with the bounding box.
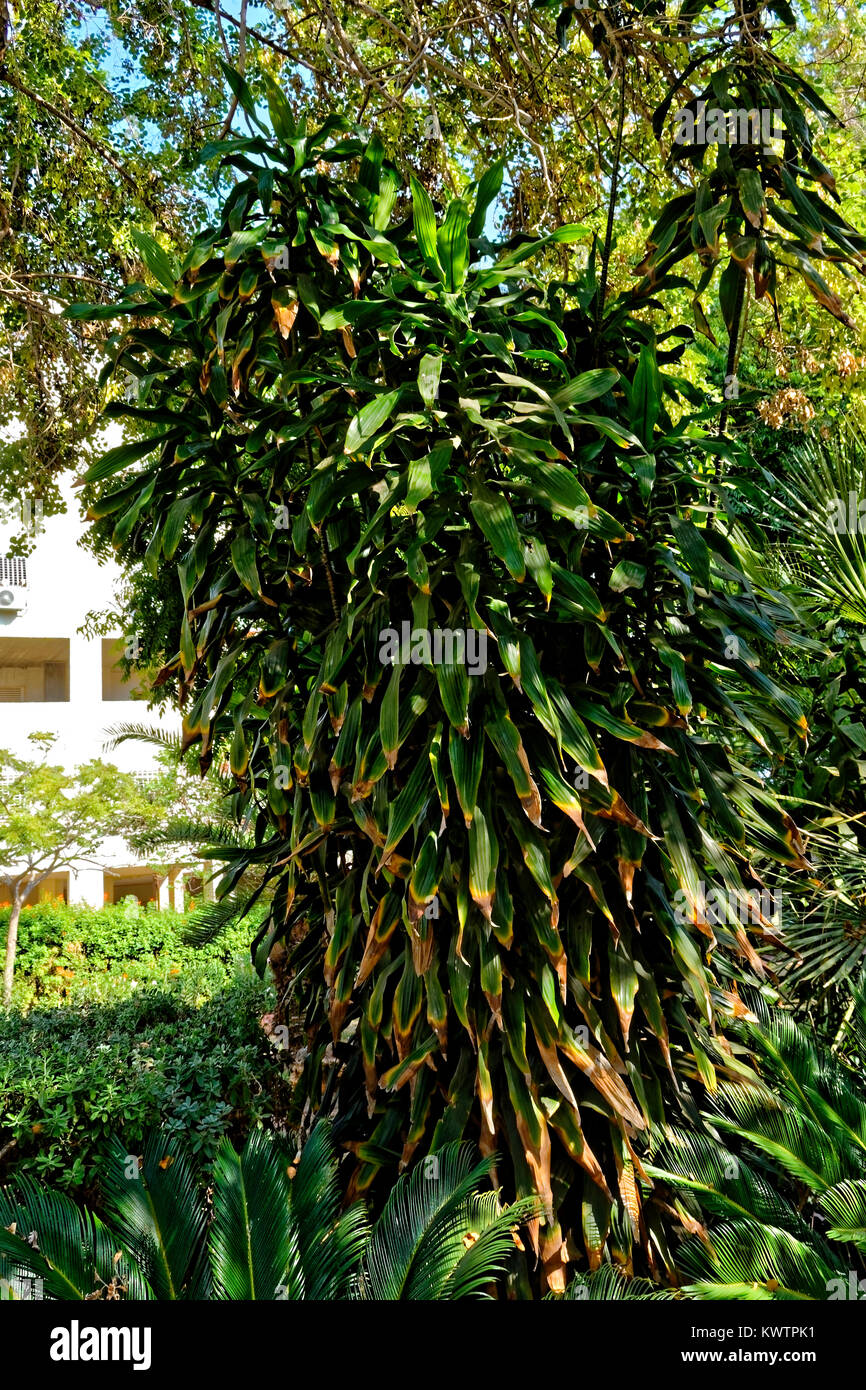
[273,298,299,340]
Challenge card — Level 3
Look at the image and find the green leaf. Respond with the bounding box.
[630,345,661,448]
[552,368,619,408]
[410,175,443,281]
[83,432,175,485]
[470,481,525,581]
[737,168,766,230]
[468,158,505,240]
[448,724,484,826]
[131,229,177,291]
[345,389,404,455]
[417,354,442,409]
[437,197,471,291]
[231,530,261,596]
[609,560,647,592]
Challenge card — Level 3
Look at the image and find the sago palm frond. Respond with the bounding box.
[135,817,249,854]
[554,1265,677,1300]
[99,1132,208,1300]
[359,1143,534,1301]
[427,1189,540,1301]
[712,1084,843,1191]
[210,1130,304,1300]
[181,891,259,948]
[286,1121,368,1300]
[647,1128,807,1236]
[0,1128,532,1300]
[678,1219,839,1301]
[0,1178,152,1301]
[818,1179,866,1252]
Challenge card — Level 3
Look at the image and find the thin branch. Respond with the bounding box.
[187,0,324,77]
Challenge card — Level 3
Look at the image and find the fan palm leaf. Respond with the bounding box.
[760,420,866,625]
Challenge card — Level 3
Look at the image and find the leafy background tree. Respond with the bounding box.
[0,735,154,1005]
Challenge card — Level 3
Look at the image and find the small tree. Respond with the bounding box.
[0,735,146,1006]
[71,105,818,1288]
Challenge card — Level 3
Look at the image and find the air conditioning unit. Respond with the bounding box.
[0,586,27,614]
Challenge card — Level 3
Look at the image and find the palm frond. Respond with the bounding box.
[99,1132,207,1300]
[209,1130,295,1300]
[0,1179,151,1300]
[760,420,866,625]
[138,817,250,853]
[289,1121,369,1300]
[437,1192,540,1300]
[678,1219,838,1301]
[181,892,258,947]
[555,1265,677,1300]
[713,1085,842,1191]
[362,1143,509,1300]
[102,722,185,757]
[818,1179,866,1252]
[647,1128,807,1236]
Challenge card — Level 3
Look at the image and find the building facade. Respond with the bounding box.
[0,481,187,909]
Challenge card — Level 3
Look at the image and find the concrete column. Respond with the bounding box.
[68,634,102,708]
[69,866,104,908]
[157,874,170,910]
[169,867,186,912]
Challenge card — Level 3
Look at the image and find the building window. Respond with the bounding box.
[102,638,147,702]
[0,638,69,702]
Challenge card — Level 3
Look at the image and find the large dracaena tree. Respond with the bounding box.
[72,93,815,1289]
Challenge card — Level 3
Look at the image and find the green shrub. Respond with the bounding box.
[0,975,293,1200]
[1,900,265,1011]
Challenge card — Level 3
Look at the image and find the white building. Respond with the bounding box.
[0,479,188,910]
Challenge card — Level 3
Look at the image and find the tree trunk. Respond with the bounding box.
[3,896,22,1008]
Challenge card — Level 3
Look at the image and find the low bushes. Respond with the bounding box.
[0,976,293,1199]
[0,901,292,1201]
[1,898,263,1010]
